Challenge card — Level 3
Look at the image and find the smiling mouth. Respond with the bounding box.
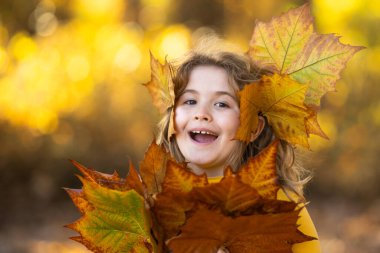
[189,130,218,143]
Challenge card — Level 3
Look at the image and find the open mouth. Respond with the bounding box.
[189,130,218,143]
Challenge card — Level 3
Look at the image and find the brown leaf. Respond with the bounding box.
[191,167,261,215]
[153,160,208,238]
[235,81,260,143]
[167,205,315,253]
[154,192,194,238]
[139,141,171,195]
[237,140,280,199]
[126,161,146,197]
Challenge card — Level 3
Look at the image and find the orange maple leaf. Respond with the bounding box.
[237,140,280,199]
[167,205,314,253]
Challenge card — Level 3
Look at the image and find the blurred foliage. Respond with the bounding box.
[0,0,379,253]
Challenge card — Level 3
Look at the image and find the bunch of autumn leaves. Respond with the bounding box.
[66,3,362,253]
[66,140,314,253]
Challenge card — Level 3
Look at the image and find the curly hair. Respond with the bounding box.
[156,48,311,201]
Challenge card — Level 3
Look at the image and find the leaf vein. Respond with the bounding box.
[289,51,350,75]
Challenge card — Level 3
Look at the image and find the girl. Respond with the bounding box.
[156,47,321,253]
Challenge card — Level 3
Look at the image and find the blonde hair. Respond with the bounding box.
[156,46,311,201]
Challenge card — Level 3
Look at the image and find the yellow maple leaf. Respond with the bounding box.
[143,52,176,138]
[248,3,364,107]
[144,52,175,113]
[236,74,314,148]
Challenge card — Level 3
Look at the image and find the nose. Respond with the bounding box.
[194,114,210,121]
[194,107,211,121]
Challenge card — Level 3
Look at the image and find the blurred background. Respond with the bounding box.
[0,0,378,252]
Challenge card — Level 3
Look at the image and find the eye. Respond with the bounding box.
[215,102,229,108]
[184,99,196,105]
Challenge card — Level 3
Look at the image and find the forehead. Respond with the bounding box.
[186,65,238,94]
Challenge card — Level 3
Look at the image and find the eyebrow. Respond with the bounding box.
[182,89,237,101]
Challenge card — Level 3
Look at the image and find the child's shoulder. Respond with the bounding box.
[277,189,321,253]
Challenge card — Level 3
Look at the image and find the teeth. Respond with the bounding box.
[191,130,215,135]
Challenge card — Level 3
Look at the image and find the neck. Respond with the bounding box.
[187,163,225,178]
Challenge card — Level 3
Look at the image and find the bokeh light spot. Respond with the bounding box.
[36,12,58,37]
[66,55,90,81]
[9,33,38,60]
[159,25,191,60]
[114,43,142,73]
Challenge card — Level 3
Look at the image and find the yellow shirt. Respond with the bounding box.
[208,177,321,253]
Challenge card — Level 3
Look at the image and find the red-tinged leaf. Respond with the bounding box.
[191,167,261,215]
[70,160,129,191]
[237,140,280,199]
[67,177,156,253]
[139,141,171,195]
[288,33,364,107]
[167,205,315,253]
[64,188,91,214]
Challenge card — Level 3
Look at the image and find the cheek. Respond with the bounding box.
[220,111,240,133]
[174,107,186,130]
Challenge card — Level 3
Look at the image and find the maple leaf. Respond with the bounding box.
[237,140,280,199]
[153,160,208,238]
[167,205,314,253]
[143,52,176,138]
[66,177,155,253]
[305,111,329,139]
[236,74,314,148]
[191,167,262,215]
[68,160,145,196]
[139,141,171,196]
[143,52,175,114]
[161,160,208,193]
[248,3,364,107]
[66,161,155,253]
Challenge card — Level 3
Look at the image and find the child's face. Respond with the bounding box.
[175,65,240,177]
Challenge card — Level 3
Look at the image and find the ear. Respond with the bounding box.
[250,116,265,142]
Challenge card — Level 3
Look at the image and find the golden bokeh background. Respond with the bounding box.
[0,0,378,252]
